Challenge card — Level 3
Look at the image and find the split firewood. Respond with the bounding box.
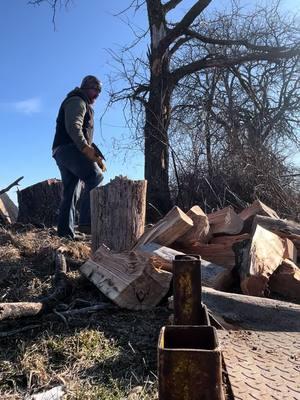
[133,206,193,249]
[91,177,147,252]
[138,242,233,291]
[269,259,300,303]
[283,238,297,263]
[236,224,285,297]
[207,206,243,235]
[239,199,279,232]
[169,287,300,331]
[210,233,250,245]
[252,215,300,252]
[80,244,172,310]
[176,205,210,245]
[174,242,236,268]
[0,247,72,321]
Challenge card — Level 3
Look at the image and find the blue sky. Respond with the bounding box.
[0,0,299,204]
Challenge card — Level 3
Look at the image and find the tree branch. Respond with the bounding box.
[0,177,24,196]
[171,46,300,83]
[185,28,291,52]
[161,0,212,49]
[163,0,184,13]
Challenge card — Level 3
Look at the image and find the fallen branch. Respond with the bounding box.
[0,176,24,196]
[0,247,72,321]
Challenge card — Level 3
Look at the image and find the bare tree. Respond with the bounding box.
[29,0,300,219]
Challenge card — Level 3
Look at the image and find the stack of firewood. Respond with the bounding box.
[81,179,300,314]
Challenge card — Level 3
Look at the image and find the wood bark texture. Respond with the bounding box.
[91,177,147,252]
[17,179,62,227]
[169,287,300,331]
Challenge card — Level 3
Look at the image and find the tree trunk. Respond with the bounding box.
[91,177,147,253]
[144,1,173,221]
[17,179,62,227]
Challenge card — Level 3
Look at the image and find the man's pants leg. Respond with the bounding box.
[54,143,103,237]
[57,165,80,238]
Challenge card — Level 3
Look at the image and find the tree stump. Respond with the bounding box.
[17,179,62,227]
[91,176,147,252]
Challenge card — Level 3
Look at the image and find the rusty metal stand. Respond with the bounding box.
[158,255,225,400]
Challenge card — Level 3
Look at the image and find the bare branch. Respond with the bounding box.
[163,0,183,13]
[172,46,300,83]
[0,177,24,196]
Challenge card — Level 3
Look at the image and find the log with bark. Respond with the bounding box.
[252,215,300,252]
[207,206,243,235]
[176,205,210,245]
[91,176,147,252]
[169,287,300,331]
[235,224,285,296]
[0,248,72,321]
[17,179,62,227]
[80,244,172,310]
[133,206,193,249]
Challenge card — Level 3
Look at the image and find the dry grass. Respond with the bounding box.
[0,226,168,399]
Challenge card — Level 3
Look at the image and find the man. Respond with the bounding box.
[52,75,106,239]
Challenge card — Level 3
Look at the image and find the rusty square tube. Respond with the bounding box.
[173,255,205,325]
[158,325,224,400]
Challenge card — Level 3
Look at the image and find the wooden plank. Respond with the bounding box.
[269,259,300,303]
[238,224,285,296]
[207,206,243,235]
[80,245,172,310]
[133,206,193,248]
[91,177,147,252]
[176,205,210,245]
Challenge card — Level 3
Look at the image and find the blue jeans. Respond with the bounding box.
[53,143,103,238]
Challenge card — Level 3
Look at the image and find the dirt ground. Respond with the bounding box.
[0,225,172,399]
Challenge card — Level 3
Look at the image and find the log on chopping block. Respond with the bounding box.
[80,244,172,310]
[138,242,233,291]
[169,287,300,331]
[133,206,193,249]
[235,224,285,297]
[207,206,243,235]
[91,177,147,252]
[269,259,300,303]
[176,205,210,245]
